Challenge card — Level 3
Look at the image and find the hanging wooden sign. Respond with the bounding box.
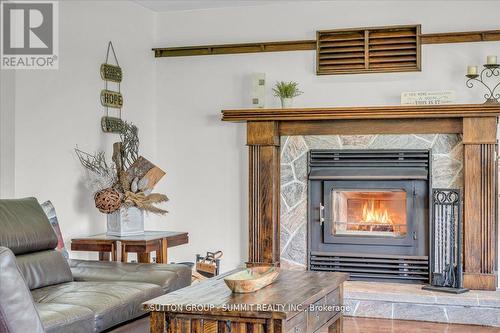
[101,41,124,133]
[101,116,124,133]
[101,89,123,108]
[100,63,122,83]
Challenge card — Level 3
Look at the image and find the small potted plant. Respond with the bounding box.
[272,81,303,108]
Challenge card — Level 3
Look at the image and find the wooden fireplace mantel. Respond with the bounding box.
[222,103,500,290]
[222,104,500,121]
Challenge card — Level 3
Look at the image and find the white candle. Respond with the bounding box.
[487,55,497,65]
[467,65,478,75]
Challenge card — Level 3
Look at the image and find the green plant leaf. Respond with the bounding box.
[272,81,303,98]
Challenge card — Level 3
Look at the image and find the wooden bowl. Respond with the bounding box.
[224,266,280,293]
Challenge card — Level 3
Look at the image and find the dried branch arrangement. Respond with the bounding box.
[76,122,168,215]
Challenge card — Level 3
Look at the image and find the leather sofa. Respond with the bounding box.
[0,198,191,333]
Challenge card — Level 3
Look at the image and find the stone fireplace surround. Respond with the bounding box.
[280,134,464,270]
[222,104,500,290]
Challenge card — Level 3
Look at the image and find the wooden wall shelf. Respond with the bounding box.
[421,29,500,44]
[222,104,500,122]
[153,40,316,58]
[154,29,500,58]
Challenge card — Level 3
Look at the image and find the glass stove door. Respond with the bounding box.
[331,189,407,238]
[322,180,415,246]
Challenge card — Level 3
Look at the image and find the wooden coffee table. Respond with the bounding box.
[71,231,188,264]
[144,269,348,333]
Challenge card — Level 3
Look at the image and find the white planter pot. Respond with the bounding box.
[281,97,293,108]
[106,206,144,236]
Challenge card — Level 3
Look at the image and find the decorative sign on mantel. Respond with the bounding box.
[401,91,456,105]
[100,41,124,133]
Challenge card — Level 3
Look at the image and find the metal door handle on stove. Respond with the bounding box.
[319,203,325,226]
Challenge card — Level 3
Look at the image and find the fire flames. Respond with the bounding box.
[362,200,393,225]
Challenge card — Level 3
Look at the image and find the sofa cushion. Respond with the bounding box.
[17,250,73,290]
[31,281,163,332]
[0,247,44,333]
[36,303,94,333]
[0,198,58,255]
[70,259,191,293]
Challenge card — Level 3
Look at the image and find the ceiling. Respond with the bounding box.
[133,1,292,12]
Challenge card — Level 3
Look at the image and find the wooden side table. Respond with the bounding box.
[71,231,188,264]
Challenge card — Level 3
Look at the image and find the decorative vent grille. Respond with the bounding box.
[310,252,429,282]
[309,149,430,168]
[317,25,421,75]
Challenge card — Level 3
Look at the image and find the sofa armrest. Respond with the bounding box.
[0,247,45,333]
[69,259,191,293]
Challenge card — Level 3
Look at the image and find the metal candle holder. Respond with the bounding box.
[466,63,500,105]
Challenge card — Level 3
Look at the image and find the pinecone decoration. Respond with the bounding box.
[94,188,122,214]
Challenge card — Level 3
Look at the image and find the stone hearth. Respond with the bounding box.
[280,134,463,269]
[343,281,500,327]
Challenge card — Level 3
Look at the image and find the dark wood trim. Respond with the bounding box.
[70,240,114,253]
[153,40,316,57]
[248,145,281,265]
[158,238,168,264]
[159,233,189,248]
[98,252,110,261]
[248,122,281,266]
[223,104,500,122]
[121,244,128,263]
[280,118,463,136]
[463,273,498,291]
[71,232,188,264]
[123,240,161,253]
[153,29,500,58]
[463,117,498,144]
[421,29,500,44]
[150,311,166,333]
[247,121,280,146]
[462,116,498,290]
[138,253,151,263]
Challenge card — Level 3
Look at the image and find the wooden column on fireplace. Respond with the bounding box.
[247,121,281,265]
[222,104,500,290]
[463,117,498,290]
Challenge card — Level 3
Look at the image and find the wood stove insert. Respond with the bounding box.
[308,149,431,283]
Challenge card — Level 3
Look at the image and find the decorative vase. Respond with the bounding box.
[106,206,144,236]
[281,97,293,108]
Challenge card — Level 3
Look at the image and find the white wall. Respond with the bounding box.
[11,1,156,260]
[0,70,15,197]
[153,1,500,272]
